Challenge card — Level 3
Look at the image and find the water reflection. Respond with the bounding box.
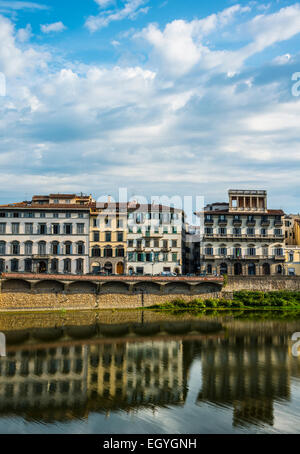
[0,325,300,431]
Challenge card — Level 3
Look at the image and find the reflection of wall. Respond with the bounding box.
[87,340,187,407]
[0,345,88,418]
[197,335,295,427]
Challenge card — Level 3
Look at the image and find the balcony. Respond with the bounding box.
[274,220,283,227]
[246,220,256,226]
[232,219,242,226]
[204,218,214,225]
[274,254,284,261]
[261,220,270,226]
[32,254,51,260]
[218,219,227,225]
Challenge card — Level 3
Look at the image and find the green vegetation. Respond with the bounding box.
[148,290,300,312]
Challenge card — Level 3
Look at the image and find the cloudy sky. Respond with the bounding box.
[0,0,299,212]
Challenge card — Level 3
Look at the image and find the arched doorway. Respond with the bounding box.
[234,262,242,276]
[263,263,270,275]
[248,263,256,276]
[220,263,228,275]
[116,262,124,275]
[38,261,47,273]
[104,262,113,275]
[276,264,283,275]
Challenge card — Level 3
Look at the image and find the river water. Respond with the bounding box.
[0,309,300,434]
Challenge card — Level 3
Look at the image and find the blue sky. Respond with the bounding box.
[0,0,300,211]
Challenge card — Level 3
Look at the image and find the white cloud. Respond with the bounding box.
[94,0,114,7]
[85,0,149,32]
[40,21,66,34]
[0,1,48,11]
[17,24,32,42]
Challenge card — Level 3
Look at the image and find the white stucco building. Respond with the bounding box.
[0,194,93,275]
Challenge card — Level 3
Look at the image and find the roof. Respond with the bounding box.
[0,202,91,210]
[91,202,183,213]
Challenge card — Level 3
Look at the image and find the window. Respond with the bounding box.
[274,229,282,236]
[25,259,32,272]
[92,247,100,257]
[116,247,124,257]
[64,259,71,273]
[0,223,6,234]
[117,232,123,242]
[172,253,177,262]
[38,224,47,235]
[128,240,134,247]
[93,219,97,227]
[78,213,84,218]
[105,232,111,242]
[77,223,84,234]
[76,259,83,274]
[104,247,112,258]
[172,227,177,234]
[38,242,46,255]
[0,242,6,255]
[117,219,123,228]
[104,217,111,227]
[289,253,294,262]
[25,242,32,255]
[77,242,84,255]
[11,259,19,272]
[11,242,20,255]
[25,223,33,234]
[220,247,227,256]
[233,228,241,235]
[64,224,72,234]
[65,242,72,255]
[205,227,213,235]
[205,247,213,255]
[154,239,159,248]
[12,223,19,234]
[248,247,256,256]
[93,231,100,242]
[274,247,283,256]
[13,212,20,218]
[40,212,46,218]
[172,240,177,248]
[24,212,34,218]
[219,227,227,235]
[52,224,60,235]
[53,213,59,218]
[0,212,6,218]
[261,228,267,236]
[52,242,59,255]
[0,259,5,272]
[247,228,255,235]
[66,212,71,218]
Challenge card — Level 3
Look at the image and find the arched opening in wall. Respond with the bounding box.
[116,262,124,275]
[38,261,47,274]
[34,280,64,293]
[2,279,31,292]
[248,263,256,276]
[263,263,270,275]
[133,282,161,294]
[165,282,191,294]
[104,262,113,275]
[220,263,228,275]
[68,281,97,293]
[128,267,134,276]
[92,262,101,274]
[234,262,242,276]
[276,264,283,275]
[174,267,180,275]
[101,281,129,294]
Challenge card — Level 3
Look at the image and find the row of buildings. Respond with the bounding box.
[0,189,298,276]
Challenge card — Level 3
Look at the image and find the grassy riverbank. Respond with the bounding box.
[148,290,300,311]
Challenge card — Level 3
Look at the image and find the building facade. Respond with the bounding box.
[89,202,127,275]
[126,203,183,275]
[198,190,285,276]
[0,194,92,275]
[284,246,300,276]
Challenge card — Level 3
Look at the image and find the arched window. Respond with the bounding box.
[51,242,59,255]
[92,246,100,257]
[25,241,33,255]
[116,246,124,257]
[204,244,213,255]
[77,242,85,255]
[65,242,72,255]
[219,245,227,256]
[247,244,256,256]
[104,246,113,258]
[233,244,242,258]
[276,264,283,274]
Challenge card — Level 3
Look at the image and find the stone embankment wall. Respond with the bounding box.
[225,276,300,292]
[0,291,221,312]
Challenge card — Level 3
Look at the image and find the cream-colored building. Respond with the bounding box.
[284,246,300,276]
[89,202,127,275]
[197,190,285,276]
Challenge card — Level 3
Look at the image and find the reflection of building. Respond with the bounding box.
[196,190,285,276]
[196,335,294,427]
[0,194,93,274]
[88,340,187,408]
[0,345,89,420]
[89,201,127,275]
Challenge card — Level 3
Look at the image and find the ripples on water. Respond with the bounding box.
[0,309,300,434]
